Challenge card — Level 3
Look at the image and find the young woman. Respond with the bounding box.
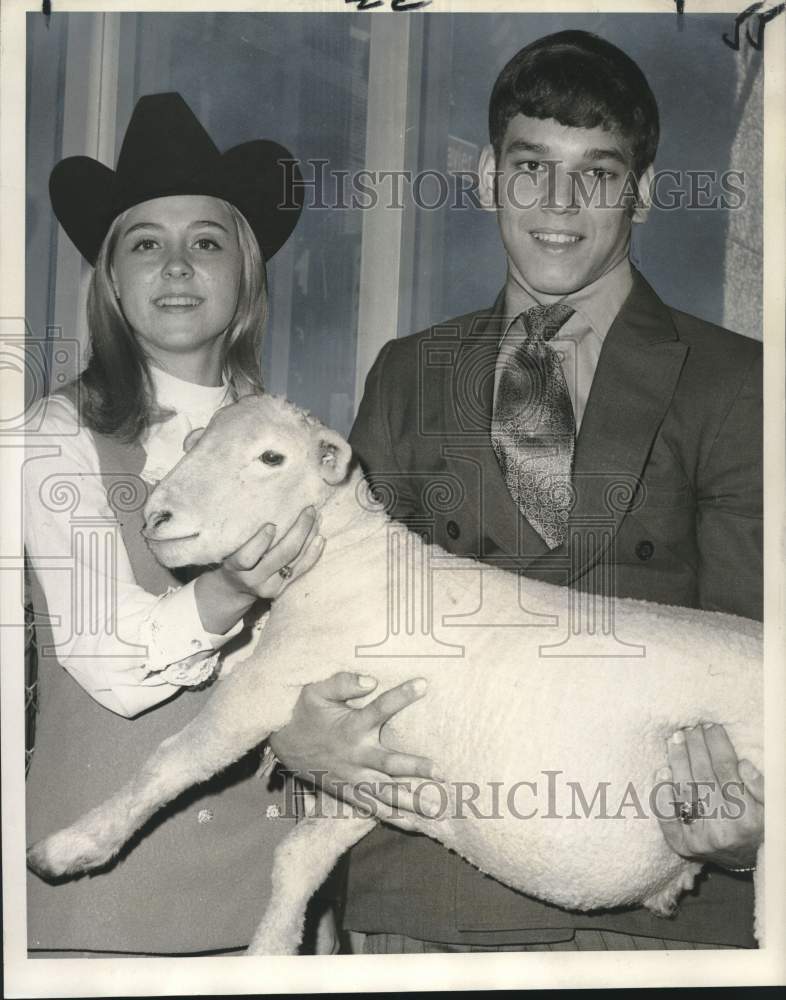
[25,93,435,957]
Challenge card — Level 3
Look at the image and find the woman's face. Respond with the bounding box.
[110,195,243,374]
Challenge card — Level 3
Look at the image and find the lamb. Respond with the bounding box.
[27,394,764,953]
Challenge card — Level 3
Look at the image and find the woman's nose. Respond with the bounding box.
[162,252,194,279]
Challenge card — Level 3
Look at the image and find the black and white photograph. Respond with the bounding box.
[1,0,784,994]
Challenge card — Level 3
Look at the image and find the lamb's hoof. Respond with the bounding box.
[27,828,110,881]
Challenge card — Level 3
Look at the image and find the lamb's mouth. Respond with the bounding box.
[143,530,200,544]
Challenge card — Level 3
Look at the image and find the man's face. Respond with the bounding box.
[479,114,653,300]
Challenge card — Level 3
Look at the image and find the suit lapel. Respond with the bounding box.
[442,271,689,580]
[531,270,689,583]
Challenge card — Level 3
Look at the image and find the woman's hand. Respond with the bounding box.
[269,672,446,825]
[194,506,324,634]
[655,723,764,870]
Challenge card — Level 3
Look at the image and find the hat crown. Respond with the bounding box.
[49,91,303,264]
[113,93,224,214]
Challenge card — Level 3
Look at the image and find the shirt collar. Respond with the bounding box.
[500,256,634,345]
[149,365,231,422]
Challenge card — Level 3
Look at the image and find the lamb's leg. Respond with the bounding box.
[247,813,376,955]
[641,860,703,917]
[28,673,298,880]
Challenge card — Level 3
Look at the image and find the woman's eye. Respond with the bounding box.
[259,450,285,467]
[132,238,159,251]
[194,237,220,251]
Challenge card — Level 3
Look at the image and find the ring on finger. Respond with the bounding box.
[278,564,293,581]
[677,799,705,825]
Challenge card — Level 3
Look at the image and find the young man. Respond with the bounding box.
[340,30,764,952]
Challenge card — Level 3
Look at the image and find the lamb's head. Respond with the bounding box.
[142,394,352,567]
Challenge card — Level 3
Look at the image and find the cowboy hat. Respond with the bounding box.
[49,92,303,265]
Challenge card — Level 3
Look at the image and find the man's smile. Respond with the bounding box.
[530,230,583,249]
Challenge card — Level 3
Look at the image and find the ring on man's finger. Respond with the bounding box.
[278,564,293,581]
[676,799,705,825]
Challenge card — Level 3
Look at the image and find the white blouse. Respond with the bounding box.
[23,367,244,719]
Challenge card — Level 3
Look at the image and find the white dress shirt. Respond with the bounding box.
[494,257,634,432]
[24,367,244,719]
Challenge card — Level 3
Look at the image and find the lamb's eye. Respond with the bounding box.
[259,450,285,467]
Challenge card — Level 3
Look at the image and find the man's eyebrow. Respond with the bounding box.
[583,146,628,165]
[504,139,549,156]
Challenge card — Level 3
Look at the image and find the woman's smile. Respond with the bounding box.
[153,294,205,310]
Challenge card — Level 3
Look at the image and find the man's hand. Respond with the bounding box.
[655,723,764,869]
[269,672,446,826]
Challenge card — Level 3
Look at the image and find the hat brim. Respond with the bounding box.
[49,143,304,266]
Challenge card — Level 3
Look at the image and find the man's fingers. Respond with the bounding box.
[372,749,444,782]
[665,729,694,798]
[682,726,716,787]
[360,678,428,729]
[702,723,742,787]
[738,759,765,804]
[308,672,378,703]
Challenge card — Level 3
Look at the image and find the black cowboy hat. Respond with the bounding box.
[49,92,303,265]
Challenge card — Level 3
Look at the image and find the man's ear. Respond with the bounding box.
[183,427,206,453]
[478,144,499,211]
[317,430,352,486]
[631,164,655,224]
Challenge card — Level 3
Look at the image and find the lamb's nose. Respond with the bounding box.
[145,508,173,534]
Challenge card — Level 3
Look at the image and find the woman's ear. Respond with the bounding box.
[631,164,655,224]
[478,144,499,211]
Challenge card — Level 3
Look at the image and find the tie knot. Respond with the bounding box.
[520,303,574,342]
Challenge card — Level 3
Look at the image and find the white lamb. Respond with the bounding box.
[27,394,764,953]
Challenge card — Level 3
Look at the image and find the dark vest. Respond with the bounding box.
[26,395,295,953]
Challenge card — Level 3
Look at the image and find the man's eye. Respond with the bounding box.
[517,160,545,173]
[194,237,220,250]
[259,450,285,467]
[587,168,616,179]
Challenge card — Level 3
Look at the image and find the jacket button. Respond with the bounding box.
[635,539,655,561]
[446,520,460,540]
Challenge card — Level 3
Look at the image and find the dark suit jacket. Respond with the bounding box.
[343,270,762,947]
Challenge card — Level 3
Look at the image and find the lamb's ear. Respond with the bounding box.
[318,430,352,486]
[183,427,206,453]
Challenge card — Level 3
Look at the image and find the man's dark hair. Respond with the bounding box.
[489,30,660,178]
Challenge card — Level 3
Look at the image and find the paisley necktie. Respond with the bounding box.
[491,303,575,549]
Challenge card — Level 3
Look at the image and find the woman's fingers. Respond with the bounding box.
[259,507,318,570]
[225,523,276,571]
